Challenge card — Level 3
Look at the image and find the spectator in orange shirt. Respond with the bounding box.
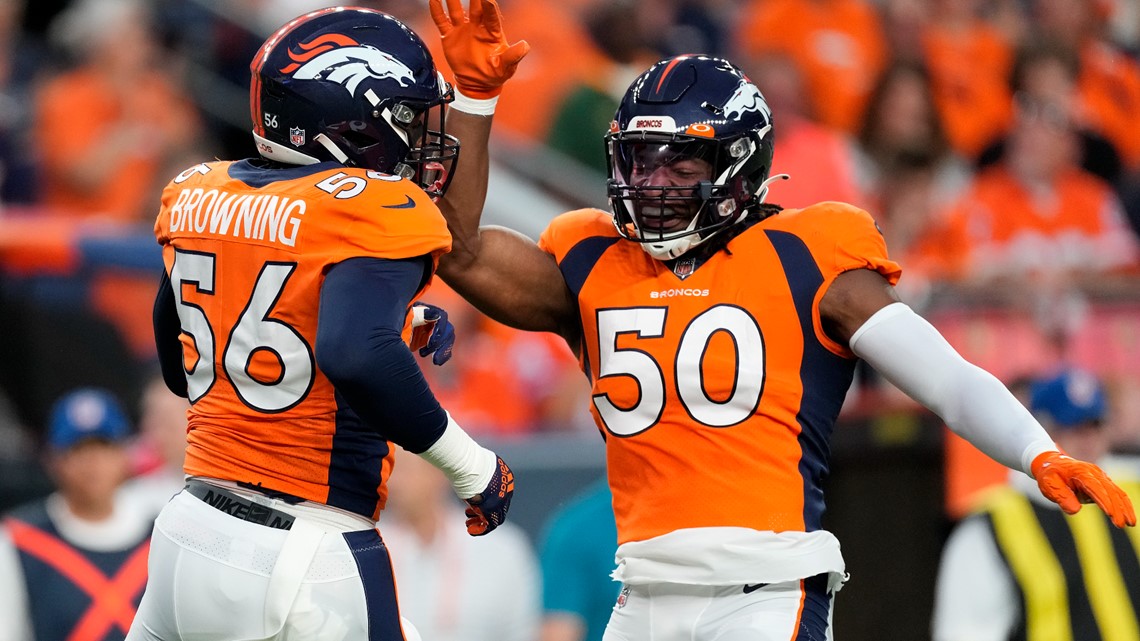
[33,0,207,222]
[920,46,1139,311]
[854,61,972,300]
[1034,0,1140,171]
[735,0,887,134]
[921,0,1017,159]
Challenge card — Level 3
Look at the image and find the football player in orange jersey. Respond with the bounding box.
[429,4,1137,637]
[127,6,526,641]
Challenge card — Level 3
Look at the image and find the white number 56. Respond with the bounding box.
[170,250,315,412]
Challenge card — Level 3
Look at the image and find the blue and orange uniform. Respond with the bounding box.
[153,159,451,520]
[538,201,900,586]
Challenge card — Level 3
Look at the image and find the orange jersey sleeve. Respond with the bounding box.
[540,204,900,545]
[154,160,450,519]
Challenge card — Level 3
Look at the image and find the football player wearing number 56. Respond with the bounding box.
[127,6,524,641]
[429,2,1137,638]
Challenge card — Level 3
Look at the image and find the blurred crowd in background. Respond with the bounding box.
[2,0,1140,639]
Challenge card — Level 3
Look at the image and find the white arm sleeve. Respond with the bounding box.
[849,303,1056,475]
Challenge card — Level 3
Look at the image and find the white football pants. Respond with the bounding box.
[602,574,834,641]
[126,487,421,641]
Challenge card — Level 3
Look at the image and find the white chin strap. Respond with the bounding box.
[251,132,353,167]
[640,208,704,260]
[314,133,350,164]
[643,234,699,261]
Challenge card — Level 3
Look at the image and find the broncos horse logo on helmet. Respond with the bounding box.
[281,34,416,93]
[723,82,772,122]
[606,55,779,261]
[250,8,457,198]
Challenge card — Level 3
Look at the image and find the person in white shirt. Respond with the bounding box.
[381,447,541,641]
[119,375,190,518]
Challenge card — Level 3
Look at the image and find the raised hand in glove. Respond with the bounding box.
[410,302,455,366]
[1032,450,1136,528]
[464,456,514,536]
[429,0,529,99]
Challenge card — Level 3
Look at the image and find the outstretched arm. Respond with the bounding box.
[430,0,579,342]
[822,268,1136,528]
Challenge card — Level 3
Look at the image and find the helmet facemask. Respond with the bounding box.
[607,134,763,260]
[310,84,458,199]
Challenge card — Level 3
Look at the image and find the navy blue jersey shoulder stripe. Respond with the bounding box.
[558,236,621,299]
[558,235,619,384]
[228,158,345,188]
[764,229,855,532]
[344,529,406,641]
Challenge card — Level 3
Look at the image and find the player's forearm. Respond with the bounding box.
[437,107,493,276]
[443,226,579,340]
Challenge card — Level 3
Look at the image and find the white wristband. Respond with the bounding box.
[451,89,498,116]
[417,411,497,499]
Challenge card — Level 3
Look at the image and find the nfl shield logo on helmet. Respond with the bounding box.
[289,127,305,147]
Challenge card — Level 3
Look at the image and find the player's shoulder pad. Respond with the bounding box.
[164,160,234,189]
[540,208,615,258]
[775,200,883,241]
[302,168,450,260]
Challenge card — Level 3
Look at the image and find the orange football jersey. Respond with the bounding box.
[539,203,901,545]
[154,159,451,519]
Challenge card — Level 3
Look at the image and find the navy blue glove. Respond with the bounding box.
[464,456,514,536]
[409,302,455,366]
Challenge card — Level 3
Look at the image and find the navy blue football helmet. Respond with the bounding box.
[606,55,777,260]
[250,7,458,197]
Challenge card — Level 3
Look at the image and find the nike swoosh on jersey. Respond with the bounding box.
[742,583,768,594]
[381,195,416,209]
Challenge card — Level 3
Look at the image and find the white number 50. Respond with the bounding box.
[593,305,765,436]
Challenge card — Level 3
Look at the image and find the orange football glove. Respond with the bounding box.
[1032,451,1136,528]
[429,0,530,99]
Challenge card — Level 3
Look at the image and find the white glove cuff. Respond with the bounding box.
[850,303,1056,475]
[451,90,498,116]
[417,412,497,499]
